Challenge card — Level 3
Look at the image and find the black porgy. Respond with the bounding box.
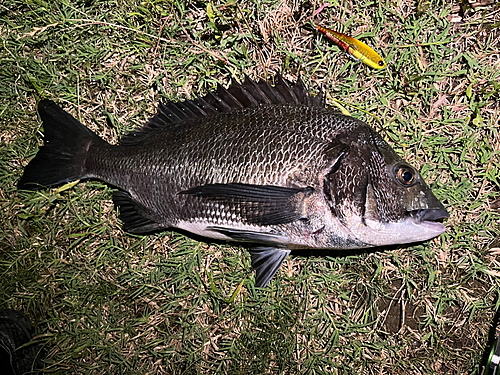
[18,75,449,287]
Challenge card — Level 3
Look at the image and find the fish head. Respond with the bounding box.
[324,124,449,247]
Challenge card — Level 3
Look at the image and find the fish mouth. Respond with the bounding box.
[406,208,449,223]
[405,208,449,233]
[347,208,449,247]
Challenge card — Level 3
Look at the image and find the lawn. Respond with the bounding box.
[1,0,499,373]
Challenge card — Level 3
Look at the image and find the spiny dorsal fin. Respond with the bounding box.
[119,74,324,146]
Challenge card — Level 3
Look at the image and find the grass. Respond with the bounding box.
[1,0,499,373]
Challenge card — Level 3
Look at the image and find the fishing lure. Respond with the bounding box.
[316,24,386,70]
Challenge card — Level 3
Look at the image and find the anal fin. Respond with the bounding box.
[113,190,166,234]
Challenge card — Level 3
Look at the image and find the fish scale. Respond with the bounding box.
[18,75,448,288]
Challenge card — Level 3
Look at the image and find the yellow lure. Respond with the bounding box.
[317,24,386,70]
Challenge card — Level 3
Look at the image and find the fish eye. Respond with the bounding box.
[394,164,417,187]
[378,60,384,67]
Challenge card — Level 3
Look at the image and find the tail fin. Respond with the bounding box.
[18,100,107,190]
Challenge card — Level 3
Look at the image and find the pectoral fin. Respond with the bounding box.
[249,247,291,288]
[180,183,314,225]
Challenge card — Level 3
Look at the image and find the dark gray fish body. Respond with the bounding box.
[18,76,448,287]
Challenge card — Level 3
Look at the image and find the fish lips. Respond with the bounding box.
[406,208,449,233]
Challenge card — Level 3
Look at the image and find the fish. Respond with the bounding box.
[316,24,386,70]
[18,75,448,288]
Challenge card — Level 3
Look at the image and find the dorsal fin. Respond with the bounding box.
[120,74,324,146]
